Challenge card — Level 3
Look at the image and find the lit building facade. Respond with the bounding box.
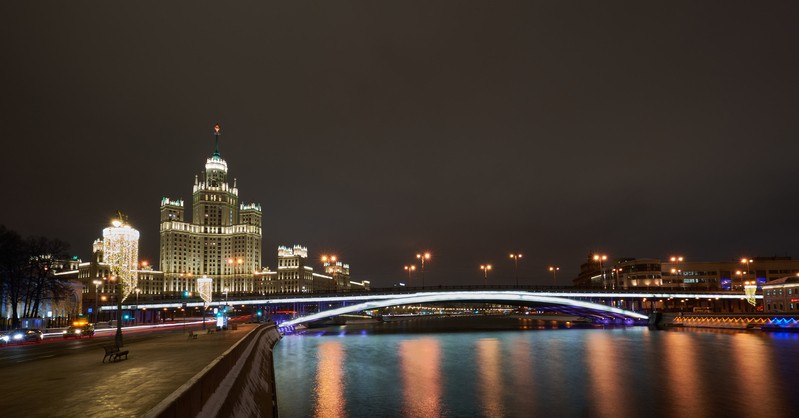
[762,277,799,313]
[265,245,336,294]
[576,255,799,291]
[159,126,262,297]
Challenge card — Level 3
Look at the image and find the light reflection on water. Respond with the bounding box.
[274,325,799,418]
[476,338,503,417]
[313,342,346,418]
[399,338,442,417]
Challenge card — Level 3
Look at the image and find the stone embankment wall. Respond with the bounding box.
[664,313,799,331]
[145,324,282,418]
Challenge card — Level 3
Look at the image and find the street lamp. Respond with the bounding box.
[593,254,608,289]
[548,266,560,285]
[109,274,123,347]
[134,288,141,324]
[416,252,431,287]
[404,265,416,285]
[741,258,753,284]
[480,264,492,283]
[611,268,623,290]
[92,280,102,324]
[509,253,522,287]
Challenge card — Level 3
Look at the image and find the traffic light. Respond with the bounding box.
[123,314,130,320]
[183,290,190,297]
[256,311,262,316]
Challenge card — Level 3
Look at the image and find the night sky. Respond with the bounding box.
[2,2,799,287]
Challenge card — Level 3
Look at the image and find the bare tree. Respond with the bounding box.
[0,226,71,329]
[0,226,26,329]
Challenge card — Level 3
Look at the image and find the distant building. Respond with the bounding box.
[575,255,799,291]
[762,277,799,313]
[159,126,262,297]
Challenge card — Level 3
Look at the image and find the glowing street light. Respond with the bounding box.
[416,252,431,287]
[741,258,754,284]
[593,254,608,289]
[509,253,522,287]
[404,265,416,285]
[480,264,492,283]
[548,266,560,285]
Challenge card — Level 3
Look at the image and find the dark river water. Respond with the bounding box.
[273,317,799,418]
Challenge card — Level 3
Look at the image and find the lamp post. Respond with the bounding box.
[480,264,492,284]
[111,275,123,348]
[548,266,559,285]
[509,253,522,287]
[593,254,608,289]
[135,288,141,324]
[416,252,431,287]
[92,280,102,324]
[404,265,416,285]
[741,258,753,288]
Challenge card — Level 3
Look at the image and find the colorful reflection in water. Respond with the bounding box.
[662,331,710,418]
[586,332,630,418]
[313,341,346,418]
[476,338,504,417]
[274,326,799,418]
[399,338,442,417]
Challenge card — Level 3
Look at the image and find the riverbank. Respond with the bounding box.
[661,312,799,332]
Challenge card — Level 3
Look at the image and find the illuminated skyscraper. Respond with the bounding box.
[159,125,262,296]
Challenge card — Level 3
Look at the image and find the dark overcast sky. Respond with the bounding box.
[2,2,799,287]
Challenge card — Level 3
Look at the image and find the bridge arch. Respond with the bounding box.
[277,291,649,328]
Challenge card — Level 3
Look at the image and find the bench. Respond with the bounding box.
[102,345,129,363]
[188,331,198,340]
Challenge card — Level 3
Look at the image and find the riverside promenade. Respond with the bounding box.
[0,323,259,417]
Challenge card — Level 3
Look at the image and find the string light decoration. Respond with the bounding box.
[744,281,758,307]
[197,277,213,304]
[102,216,140,302]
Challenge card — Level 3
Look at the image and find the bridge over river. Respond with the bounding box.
[102,286,760,328]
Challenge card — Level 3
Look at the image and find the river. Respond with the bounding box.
[273,317,799,418]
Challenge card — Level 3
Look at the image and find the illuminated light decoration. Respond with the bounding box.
[103,218,140,302]
[744,283,758,306]
[197,277,213,304]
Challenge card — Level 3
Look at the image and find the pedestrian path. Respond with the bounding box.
[0,323,256,418]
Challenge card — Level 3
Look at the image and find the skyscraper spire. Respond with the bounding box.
[213,123,221,158]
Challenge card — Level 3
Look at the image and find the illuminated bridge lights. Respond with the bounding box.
[274,291,651,328]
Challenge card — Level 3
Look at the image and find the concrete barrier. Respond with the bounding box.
[144,323,282,418]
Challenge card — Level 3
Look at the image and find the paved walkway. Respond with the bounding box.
[0,323,256,417]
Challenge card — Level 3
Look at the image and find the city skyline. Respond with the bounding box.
[3,3,799,286]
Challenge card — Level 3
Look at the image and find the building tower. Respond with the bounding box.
[159,125,262,296]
